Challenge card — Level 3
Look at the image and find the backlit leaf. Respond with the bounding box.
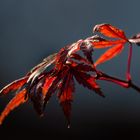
[58,72,74,103]
[92,39,126,48]
[42,76,57,96]
[0,77,28,96]
[95,44,124,66]
[0,89,27,124]
[93,23,128,40]
[43,66,70,109]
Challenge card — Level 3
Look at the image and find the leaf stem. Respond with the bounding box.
[126,44,132,81]
[96,71,140,93]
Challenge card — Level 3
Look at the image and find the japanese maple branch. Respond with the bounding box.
[96,71,140,93]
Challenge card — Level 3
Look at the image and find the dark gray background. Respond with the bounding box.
[0,0,140,139]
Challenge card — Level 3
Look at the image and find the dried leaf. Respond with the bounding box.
[95,44,124,66]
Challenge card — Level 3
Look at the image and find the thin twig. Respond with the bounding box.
[126,44,132,81]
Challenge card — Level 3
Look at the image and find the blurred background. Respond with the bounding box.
[0,0,140,139]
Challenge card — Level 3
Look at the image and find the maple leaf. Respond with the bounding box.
[92,39,126,49]
[29,77,46,116]
[92,23,130,66]
[94,43,125,66]
[0,41,97,127]
[0,53,57,123]
[27,53,57,84]
[31,42,102,127]
[1,23,140,128]
[0,31,104,126]
[0,89,27,124]
[71,62,104,97]
[57,71,75,127]
[93,23,128,40]
[0,76,28,96]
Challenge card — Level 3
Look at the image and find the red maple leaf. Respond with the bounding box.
[0,40,103,127]
[0,23,140,127]
[92,23,129,66]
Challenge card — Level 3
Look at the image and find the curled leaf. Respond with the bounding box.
[27,53,57,76]
[27,53,57,84]
[0,77,28,96]
[93,23,128,40]
[29,78,46,116]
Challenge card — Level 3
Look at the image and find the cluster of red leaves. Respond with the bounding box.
[0,23,140,127]
[92,23,130,66]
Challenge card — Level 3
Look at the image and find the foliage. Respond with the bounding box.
[0,23,140,127]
